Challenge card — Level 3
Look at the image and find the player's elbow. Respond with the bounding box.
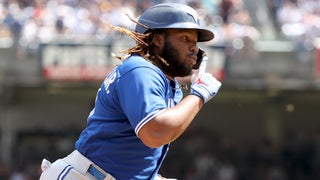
[140,137,166,148]
[138,127,174,148]
[138,115,179,148]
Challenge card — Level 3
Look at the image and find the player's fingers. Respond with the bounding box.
[191,73,197,83]
[198,56,208,74]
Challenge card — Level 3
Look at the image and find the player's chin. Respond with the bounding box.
[178,68,193,77]
[172,63,193,77]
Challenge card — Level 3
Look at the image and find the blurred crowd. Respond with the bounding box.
[0,0,318,62]
[0,0,261,53]
[270,0,320,63]
[0,0,319,50]
[272,0,320,41]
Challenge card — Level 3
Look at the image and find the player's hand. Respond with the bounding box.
[190,54,221,104]
[190,73,221,103]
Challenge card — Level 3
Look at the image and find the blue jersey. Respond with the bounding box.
[75,54,183,180]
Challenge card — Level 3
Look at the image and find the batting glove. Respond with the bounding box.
[190,73,221,104]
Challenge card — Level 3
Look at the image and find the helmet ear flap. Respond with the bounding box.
[193,49,206,69]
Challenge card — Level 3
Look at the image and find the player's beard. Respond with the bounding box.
[160,39,192,77]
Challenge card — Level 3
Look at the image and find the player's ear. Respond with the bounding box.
[151,31,164,49]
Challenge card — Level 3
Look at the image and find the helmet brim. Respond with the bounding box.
[163,22,214,42]
[198,29,215,42]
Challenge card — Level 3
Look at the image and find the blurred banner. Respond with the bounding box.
[40,42,113,81]
[39,40,227,83]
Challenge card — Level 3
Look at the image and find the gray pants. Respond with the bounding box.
[39,150,115,180]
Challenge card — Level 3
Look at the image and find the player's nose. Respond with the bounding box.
[190,44,198,54]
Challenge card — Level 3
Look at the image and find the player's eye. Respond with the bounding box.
[181,36,188,41]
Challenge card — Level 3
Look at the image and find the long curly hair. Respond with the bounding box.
[110,10,177,81]
[111,25,169,67]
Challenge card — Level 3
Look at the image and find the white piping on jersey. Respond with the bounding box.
[135,109,166,137]
[135,98,175,137]
[167,98,175,108]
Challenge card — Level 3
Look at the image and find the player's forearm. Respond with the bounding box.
[166,94,204,137]
[138,95,203,148]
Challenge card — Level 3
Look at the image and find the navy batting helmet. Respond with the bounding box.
[135,3,214,42]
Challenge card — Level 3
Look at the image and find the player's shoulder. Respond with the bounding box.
[123,54,152,67]
[118,54,160,74]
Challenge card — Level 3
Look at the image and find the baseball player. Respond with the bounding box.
[39,3,221,180]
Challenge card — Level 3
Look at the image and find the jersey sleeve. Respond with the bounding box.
[116,66,168,136]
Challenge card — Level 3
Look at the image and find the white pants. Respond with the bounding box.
[39,150,115,180]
